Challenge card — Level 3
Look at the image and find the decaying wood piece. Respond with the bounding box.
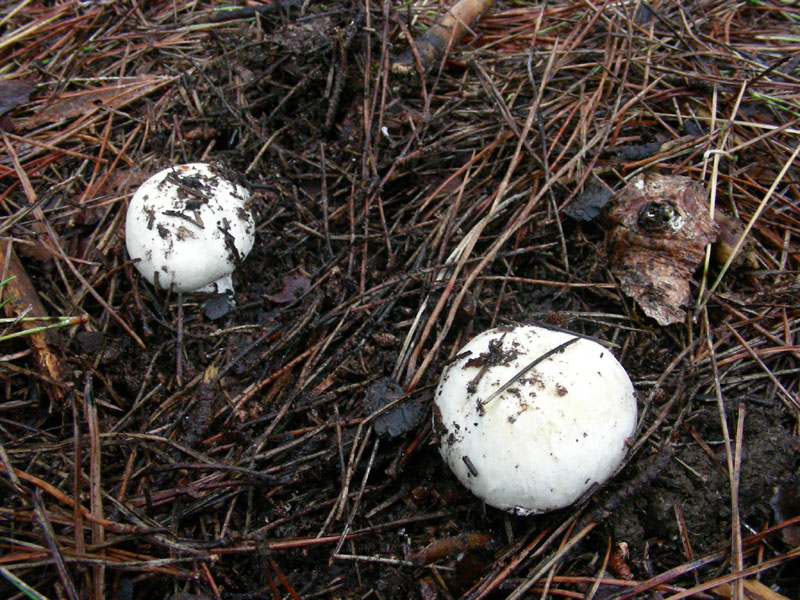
[605,173,719,326]
[391,0,495,77]
[1,240,69,402]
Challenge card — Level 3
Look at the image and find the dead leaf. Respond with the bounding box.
[408,533,492,566]
[566,181,613,222]
[364,377,423,438]
[269,271,311,303]
[21,75,174,127]
[605,173,719,325]
[713,210,758,269]
[90,167,149,199]
[0,241,68,403]
[0,79,35,116]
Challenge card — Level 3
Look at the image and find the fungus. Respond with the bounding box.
[433,324,637,515]
[125,163,254,294]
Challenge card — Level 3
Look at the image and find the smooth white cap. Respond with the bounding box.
[125,163,254,294]
[434,324,637,515]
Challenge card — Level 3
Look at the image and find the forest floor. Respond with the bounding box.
[1,1,799,599]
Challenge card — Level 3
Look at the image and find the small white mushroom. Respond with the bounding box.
[433,324,637,515]
[125,163,254,294]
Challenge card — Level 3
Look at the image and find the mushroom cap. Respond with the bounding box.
[434,324,637,515]
[125,163,254,294]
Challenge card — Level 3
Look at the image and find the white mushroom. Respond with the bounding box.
[125,163,255,294]
[433,324,637,515]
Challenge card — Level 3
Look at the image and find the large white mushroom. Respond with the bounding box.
[125,163,255,294]
[433,324,637,515]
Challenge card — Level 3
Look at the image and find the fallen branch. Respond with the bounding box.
[391,0,494,77]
